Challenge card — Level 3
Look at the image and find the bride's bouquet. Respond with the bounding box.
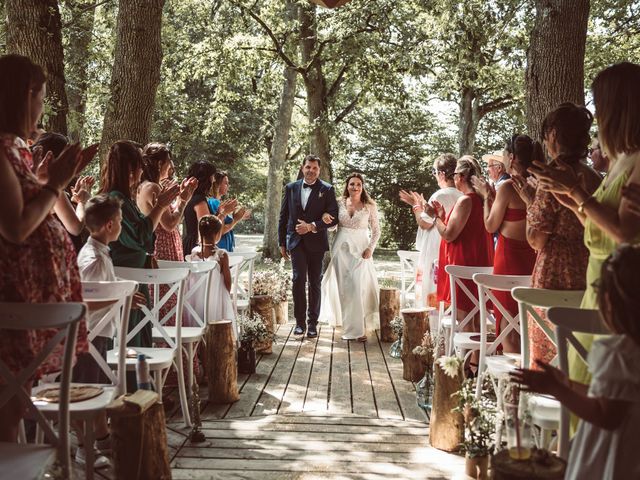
[252,258,291,303]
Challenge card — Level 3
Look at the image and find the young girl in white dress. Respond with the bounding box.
[186,215,236,339]
[512,244,640,479]
[319,173,380,341]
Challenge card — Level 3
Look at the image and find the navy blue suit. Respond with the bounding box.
[279,179,339,329]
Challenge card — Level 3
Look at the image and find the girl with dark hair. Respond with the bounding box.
[100,140,179,347]
[512,244,640,479]
[530,63,640,387]
[0,54,95,442]
[319,172,381,341]
[471,135,540,353]
[207,170,250,252]
[515,103,601,368]
[399,153,462,307]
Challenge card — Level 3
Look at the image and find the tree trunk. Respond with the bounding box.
[525,0,590,141]
[5,0,68,135]
[205,321,240,404]
[99,0,164,162]
[299,1,333,182]
[430,361,464,452]
[263,65,297,259]
[251,295,274,354]
[64,1,97,141]
[379,288,400,342]
[400,307,429,382]
[458,87,479,156]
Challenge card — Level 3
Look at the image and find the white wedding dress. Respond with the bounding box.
[319,198,381,339]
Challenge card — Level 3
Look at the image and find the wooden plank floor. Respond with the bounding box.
[165,321,466,479]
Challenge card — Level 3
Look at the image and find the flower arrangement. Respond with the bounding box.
[238,312,275,349]
[390,316,404,337]
[453,377,498,458]
[252,258,291,303]
[436,356,463,378]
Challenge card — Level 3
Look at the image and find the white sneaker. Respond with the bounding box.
[75,446,111,469]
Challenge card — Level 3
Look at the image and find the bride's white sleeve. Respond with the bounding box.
[368,203,381,252]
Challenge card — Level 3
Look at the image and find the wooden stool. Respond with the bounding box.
[251,295,274,354]
[429,359,464,452]
[205,320,240,404]
[491,449,566,479]
[400,307,431,381]
[107,390,171,480]
[379,287,400,342]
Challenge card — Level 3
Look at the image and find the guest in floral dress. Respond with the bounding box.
[515,104,601,366]
[0,54,93,442]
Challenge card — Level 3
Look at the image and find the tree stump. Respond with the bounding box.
[205,320,240,404]
[401,307,429,381]
[273,300,288,325]
[107,390,171,480]
[251,295,274,354]
[491,449,566,479]
[379,288,400,342]
[430,360,464,452]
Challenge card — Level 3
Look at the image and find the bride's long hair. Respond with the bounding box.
[342,172,374,205]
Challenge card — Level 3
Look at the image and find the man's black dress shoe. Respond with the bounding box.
[294,326,305,335]
[307,326,318,338]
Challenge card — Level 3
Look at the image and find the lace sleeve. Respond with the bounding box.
[368,203,381,252]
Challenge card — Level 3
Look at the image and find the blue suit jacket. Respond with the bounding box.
[278,179,339,252]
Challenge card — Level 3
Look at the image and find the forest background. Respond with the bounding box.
[1,0,639,255]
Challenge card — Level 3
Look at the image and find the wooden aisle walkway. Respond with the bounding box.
[164,322,465,480]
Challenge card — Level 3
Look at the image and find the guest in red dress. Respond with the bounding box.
[0,54,93,442]
[433,156,494,334]
[473,135,540,353]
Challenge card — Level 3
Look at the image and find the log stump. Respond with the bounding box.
[205,320,240,404]
[491,449,566,480]
[429,360,464,452]
[107,390,171,480]
[273,300,288,325]
[379,288,400,342]
[400,307,430,381]
[251,295,274,354]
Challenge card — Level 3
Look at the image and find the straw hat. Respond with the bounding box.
[481,150,506,166]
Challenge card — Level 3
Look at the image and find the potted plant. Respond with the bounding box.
[453,378,498,480]
[237,312,274,374]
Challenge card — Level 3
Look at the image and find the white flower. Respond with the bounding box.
[437,356,462,378]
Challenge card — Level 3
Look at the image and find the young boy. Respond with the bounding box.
[74,194,144,468]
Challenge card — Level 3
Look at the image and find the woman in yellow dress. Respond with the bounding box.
[530,62,640,387]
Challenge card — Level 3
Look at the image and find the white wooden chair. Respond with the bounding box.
[473,273,531,399]
[228,251,257,315]
[445,264,493,357]
[512,287,584,449]
[156,259,218,395]
[397,250,420,307]
[111,267,191,427]
[547,307,608,459]
[0,302,86,480]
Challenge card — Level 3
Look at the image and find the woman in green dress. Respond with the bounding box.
[530,62,640,386]
[99,140,179,347]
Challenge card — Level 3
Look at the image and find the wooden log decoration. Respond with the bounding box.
[400,307,429,381]
[429,359,464,452]
[273,300,288,325]
[107,390,171,480]
[251,294,274,354]
[379,287,400,342]
[491,449,566,480]
[205,320,240,404]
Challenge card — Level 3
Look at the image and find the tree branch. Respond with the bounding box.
[478,95,514,118]
[333,91,363,125]
[326,63,349,101]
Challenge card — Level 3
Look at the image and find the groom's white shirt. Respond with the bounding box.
[300,180,316,210]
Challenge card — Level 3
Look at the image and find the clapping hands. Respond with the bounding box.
[471,175,494,200]
[156,180,180,209]
[509,360,569,397]
[512,174,537,206]
[178,176,198,202]
[71,175,95,204]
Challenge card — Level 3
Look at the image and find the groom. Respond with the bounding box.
[279,154,339,338]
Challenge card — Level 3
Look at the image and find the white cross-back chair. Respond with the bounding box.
[547,307,608,459]
[0,302,85,480]
[110,267,191,427]
[512,287,584,449]
[473,273,532,399]
[33,281,136,480]
[445,265,494,357]
[156,260,218,396]
[397,250,420,307]
[228,252,257,314]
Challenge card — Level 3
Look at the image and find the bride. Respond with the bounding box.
[319,173,380,341]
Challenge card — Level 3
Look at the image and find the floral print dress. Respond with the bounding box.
[0,135,88,378]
